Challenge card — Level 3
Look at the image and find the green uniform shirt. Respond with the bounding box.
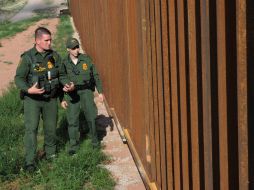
[15,46,62,93]
[60,53,103,93]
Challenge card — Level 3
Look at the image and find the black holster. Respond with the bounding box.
[20,90,26,100]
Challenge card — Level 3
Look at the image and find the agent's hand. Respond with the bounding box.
[61,100,68,109]
[98,93,104,102]
[28,82,45,94]
[63,82,75,92]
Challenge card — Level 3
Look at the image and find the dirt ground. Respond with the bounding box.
[0,18,59,95]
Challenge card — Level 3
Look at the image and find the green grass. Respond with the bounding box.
[0,85,24,182]
[0,15,115,189]
[0,0,27,11]
[0,0,27,24]
[0,87,115,190]
[0,8,58,40]
[43,0,53,6]
[0,0,22,6]
[52,15,74,57]
[18,141,114,190]
[0,16,43,40]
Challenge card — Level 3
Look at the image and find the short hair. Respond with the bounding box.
[35,27,51,39]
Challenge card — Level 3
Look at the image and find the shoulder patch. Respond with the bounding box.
[20,50,28,58]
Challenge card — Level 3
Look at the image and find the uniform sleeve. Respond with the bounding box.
[14,55,30,92]
[91,63,103,93]
[59,60,71,85]
[54,52,64,103]
[54,52,67,102]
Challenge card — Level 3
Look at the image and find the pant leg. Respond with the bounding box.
[80,90,98,146]
[24,96,41,165]
[66,94,81,151]
[42,98,57,158]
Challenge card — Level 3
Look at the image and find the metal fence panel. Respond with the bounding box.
[69,0,249,189]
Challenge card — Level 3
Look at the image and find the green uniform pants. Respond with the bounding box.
[24,96,57,165]
[66,89,98,150]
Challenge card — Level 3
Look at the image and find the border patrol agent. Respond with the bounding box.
[15,27,63,172]
[60,38,103,154]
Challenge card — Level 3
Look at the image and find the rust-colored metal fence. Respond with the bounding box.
[69,0,251,189]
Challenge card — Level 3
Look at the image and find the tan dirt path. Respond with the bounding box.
[0,18,59,95]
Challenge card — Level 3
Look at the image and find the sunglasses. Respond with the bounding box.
[71,45,80,50]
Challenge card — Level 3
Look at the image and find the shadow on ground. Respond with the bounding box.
[56,112,113,151]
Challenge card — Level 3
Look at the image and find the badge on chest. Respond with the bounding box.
[47,61,53,69]
[82,63,88,71]
[33,64,46,72]
[47,56,55,69]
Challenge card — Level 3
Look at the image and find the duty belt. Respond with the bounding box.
[25,93,52,101]
[75,84,91,90]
